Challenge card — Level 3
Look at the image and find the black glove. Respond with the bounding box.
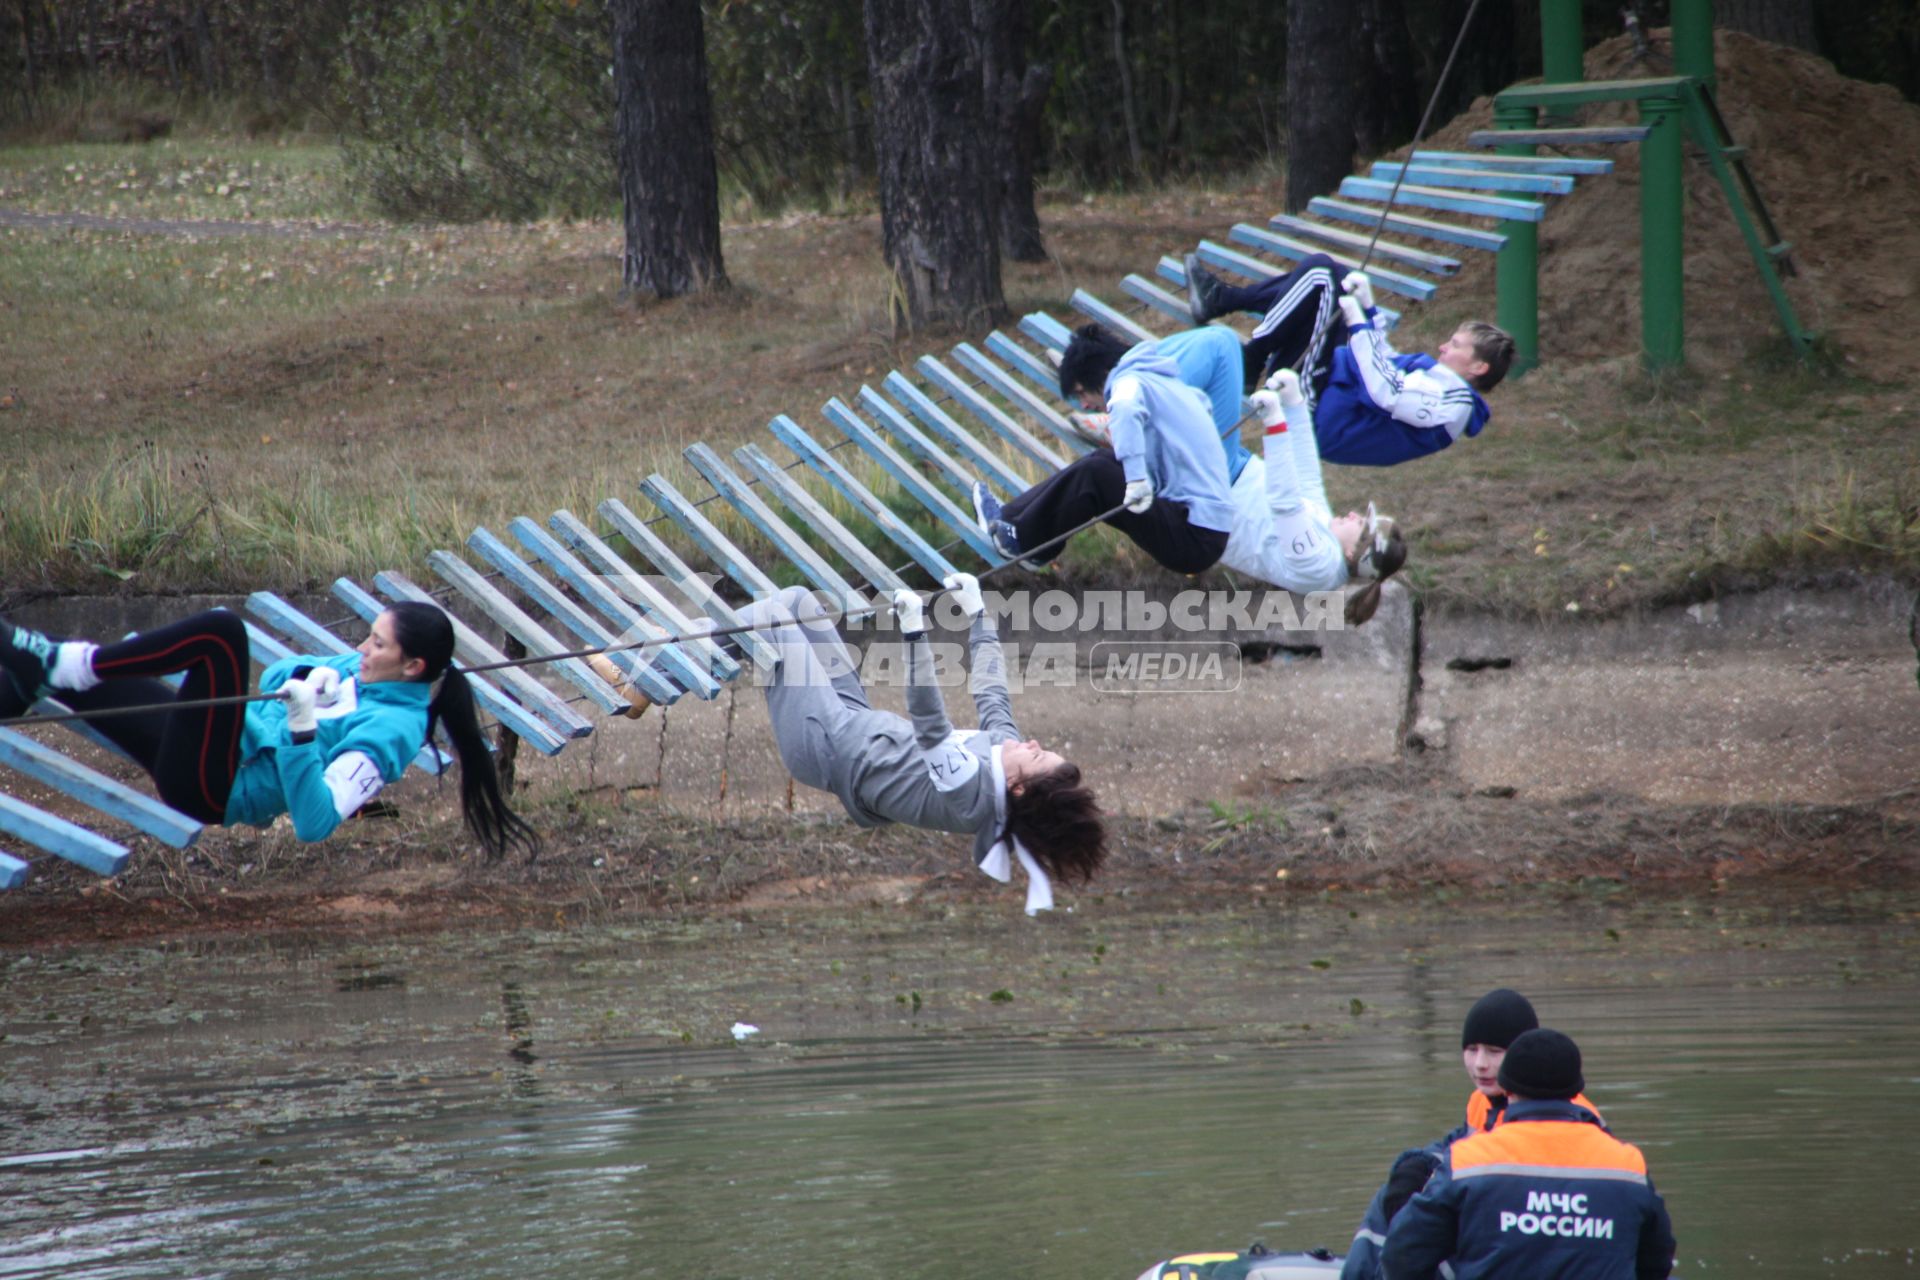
[1382,1149,1442,1223]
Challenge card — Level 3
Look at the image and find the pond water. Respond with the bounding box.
[3,889,1917,1278]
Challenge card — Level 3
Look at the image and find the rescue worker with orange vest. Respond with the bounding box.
[1381,1028,1677,1280]
[1340,989,1606,1280]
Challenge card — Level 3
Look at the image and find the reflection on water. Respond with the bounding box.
[2,892,1917,1278]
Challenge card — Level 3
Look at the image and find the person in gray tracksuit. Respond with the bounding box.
[743,575,1106,910]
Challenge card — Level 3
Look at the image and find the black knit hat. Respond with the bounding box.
[1497,1028,1585,1101]
[1461,988,1538,1050]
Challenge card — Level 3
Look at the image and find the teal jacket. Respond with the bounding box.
[223,653,432,841]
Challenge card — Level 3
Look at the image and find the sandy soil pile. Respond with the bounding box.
[1408,29,1920,378]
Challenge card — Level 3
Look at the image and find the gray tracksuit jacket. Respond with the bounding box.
[819,618,1020,869]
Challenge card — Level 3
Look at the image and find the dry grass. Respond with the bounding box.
[3,139,1915,614]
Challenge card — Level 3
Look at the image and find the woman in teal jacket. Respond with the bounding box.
[2,602,535,858]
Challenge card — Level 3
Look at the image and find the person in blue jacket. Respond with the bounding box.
[1185,252,1514,467]
[972,323,1235,574]
[1381,1028,1676,1280]
[2,602,536,858]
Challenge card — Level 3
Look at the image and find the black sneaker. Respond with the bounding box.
[1184,253,1226,324]
[0,618,57,703]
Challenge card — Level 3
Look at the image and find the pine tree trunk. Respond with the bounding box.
[865,0,1006,331]
[974,0,1049,263]
[612,0,729,300]
[1286,0,1363,211]
[1719,0,1819,53]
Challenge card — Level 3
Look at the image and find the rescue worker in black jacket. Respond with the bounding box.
[1382,1029,1677,1280]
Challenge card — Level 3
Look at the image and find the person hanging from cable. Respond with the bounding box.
[1228,368,1409,627]
[1,604,538,858]
[738,574,1104,913]
[1184,252,1515,467]
[970,323,1236,575]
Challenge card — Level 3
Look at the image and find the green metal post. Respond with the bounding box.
[1494,102,1539,376]
[1539,0,1583,124]
[1638,95,1684,370]
[1671,0,1715,89]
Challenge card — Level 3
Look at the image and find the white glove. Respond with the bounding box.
[305,666,343,708]
[283,677,318,737]
[1122,478,1154,514]
[941,572,985,620]
[1249,389,1286,429]
[892,587,927,634]
[1264,367,1305,405]
[1338,294,1368,330]
[1342,271,1376,311]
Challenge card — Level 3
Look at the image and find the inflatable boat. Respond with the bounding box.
[1134,1243,1343,1279]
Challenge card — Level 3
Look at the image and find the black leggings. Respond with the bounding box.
[1002,451,1230,575]
[52,610,253,823]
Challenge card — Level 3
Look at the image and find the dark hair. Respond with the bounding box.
[1345,525,1409,627]
[1005,762,1107,885]
[387,601,540,861]
[1057,323,1131,400]
[1462,321,1516,392]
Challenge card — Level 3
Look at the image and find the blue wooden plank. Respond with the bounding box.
[508,517,722,700]
[1466,126,1649,147]
[732,442,908,594]
[0,850,27,889]
[0,793,128,876]
[1121,272,1197,326]
[983,329,1061,397]
[764,414,959,581]
[957,340,1091,455]
[247,592,354,655]
[682,443,869,612]
[1265,212,1462,275]
[914,355,1066,472]
[466,527,686,705]
[1190,239,1406,326]
[591,499,775,672]
[636,472,783,603]
[426,552,630,716]
[821,397,998,564]
[374,571,594,740]
[882,371,1031,496]
[1338,177,1545,222]
[1307,196,1508,252]
[1069,288,1159,344]
[856,384,980,499]
[1018,310,1073,354]
[548,508,758,682]
[0,727,201,848]
[1412,148,1613,176]
[331,577,569,755]
[1210,232,1437,302]
[1369,161,1574,196]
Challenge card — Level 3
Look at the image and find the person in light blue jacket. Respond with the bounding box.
[2,602,535,858]
[972,324,1235,575]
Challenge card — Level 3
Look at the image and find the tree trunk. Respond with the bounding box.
[611,0,728,300]
[1286,0,1363,211]
[1719,0,1819,53]
[1109,0,1143,175]
[864,0,1005,332]
[974,0,1049,263]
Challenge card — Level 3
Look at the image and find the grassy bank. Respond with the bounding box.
[4,134,1916,616]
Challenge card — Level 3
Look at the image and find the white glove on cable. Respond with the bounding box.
[1249,389,1286,430]
[1338,294,1369,331]
[304,666,343,708]
[1122,478,1155,514]
[1342,271,1377,311]
[283,677,319,737]
[1264,367,1305,405]
[941,572,985,620]
[892,587,928,635]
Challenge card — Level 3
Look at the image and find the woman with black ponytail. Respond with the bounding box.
[1,601,538,859]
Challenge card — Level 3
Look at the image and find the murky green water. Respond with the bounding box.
[3,890,1918,1278]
